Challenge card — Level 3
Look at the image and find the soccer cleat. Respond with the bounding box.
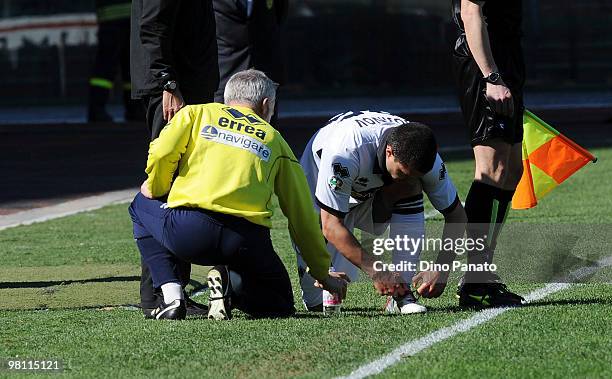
[185,296,209,317]
[143,293,207,319]
[150,299,186,320]
[207,266,232,320]
[457,273,524,308]
[142,307,156,319]
[306,303,323,312]
[384,292,427,314]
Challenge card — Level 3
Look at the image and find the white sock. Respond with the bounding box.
[161,282,184,304]
[389,211,425,285]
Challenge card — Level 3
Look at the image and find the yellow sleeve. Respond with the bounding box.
[145,107,193,197]
[274,139,331,281]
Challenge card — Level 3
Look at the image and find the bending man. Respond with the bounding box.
[296,110,466,314]
[129,70,347,320]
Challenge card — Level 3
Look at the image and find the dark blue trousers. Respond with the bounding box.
[128,193,295,318]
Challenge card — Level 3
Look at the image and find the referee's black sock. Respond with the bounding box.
[489,188,515,253]
[465,180,499,268]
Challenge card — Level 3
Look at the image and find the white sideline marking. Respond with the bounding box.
[0,188,138,231]
[0,185,457,231]
[337,255,612,379]
[0,143,468,232]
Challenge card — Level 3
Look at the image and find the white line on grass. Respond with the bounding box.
[0,183,459,232]
[337,255,612,379]
[0,143,469,232]
[0,188,138,231]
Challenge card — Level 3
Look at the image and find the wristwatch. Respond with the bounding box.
[484,71,502,85]
[160,72,178,93]
[163,80,178,93]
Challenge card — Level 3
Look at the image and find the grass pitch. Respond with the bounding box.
[0,148,611,378]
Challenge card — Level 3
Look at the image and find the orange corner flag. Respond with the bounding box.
[512,110,597,209]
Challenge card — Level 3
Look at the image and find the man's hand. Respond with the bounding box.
[140,180,153,199]
[413,270,449,299]
[162,89,185,121]
[314,271,350,300]
[372,271,409,297]
[485,81,514,118]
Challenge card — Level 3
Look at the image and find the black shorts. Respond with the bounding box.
[453,43,525,147]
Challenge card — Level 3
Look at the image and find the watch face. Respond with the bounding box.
[488,72,500,83]
[165,81,177,91]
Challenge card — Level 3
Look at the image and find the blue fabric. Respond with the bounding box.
[129,192,296,317]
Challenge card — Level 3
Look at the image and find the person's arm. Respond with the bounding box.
[140,0,184,120]
[414,203,467,298]
[320,210,375,275]
[414,154,467,297]
[274,142,348,296]
[143,107,193,197]
[461,0,514,117]
[320,209,407,296]
[314,149,406,296]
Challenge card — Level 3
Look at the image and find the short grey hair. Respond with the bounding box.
[223,69,277,106]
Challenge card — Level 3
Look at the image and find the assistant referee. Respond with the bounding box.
[451,0,525,307]
[128,70,347,320]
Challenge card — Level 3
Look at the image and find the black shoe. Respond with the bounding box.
[185,296,209,317]
[207,266,232,320]
[142,307,156,319]
[458,273,524,308]
[306,303,323,312]
[143,294,207,318]
[150,299,186,320]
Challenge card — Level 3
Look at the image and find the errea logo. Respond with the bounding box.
[218,107,268,141]
[200,125,219,140]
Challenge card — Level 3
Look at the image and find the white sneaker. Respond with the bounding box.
[384,293,427,314]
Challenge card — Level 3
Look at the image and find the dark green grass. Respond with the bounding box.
[0,148,610,378]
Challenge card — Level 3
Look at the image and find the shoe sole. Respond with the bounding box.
[207,269,230,320]
[400,305,427,314]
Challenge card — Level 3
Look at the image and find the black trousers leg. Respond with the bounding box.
[138,97,191,309]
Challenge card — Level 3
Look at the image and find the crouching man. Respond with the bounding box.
[296,111,467,314]
[129,70,347,320]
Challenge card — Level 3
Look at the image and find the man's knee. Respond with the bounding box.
[129,202,149,239]
[473,140,522,186]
